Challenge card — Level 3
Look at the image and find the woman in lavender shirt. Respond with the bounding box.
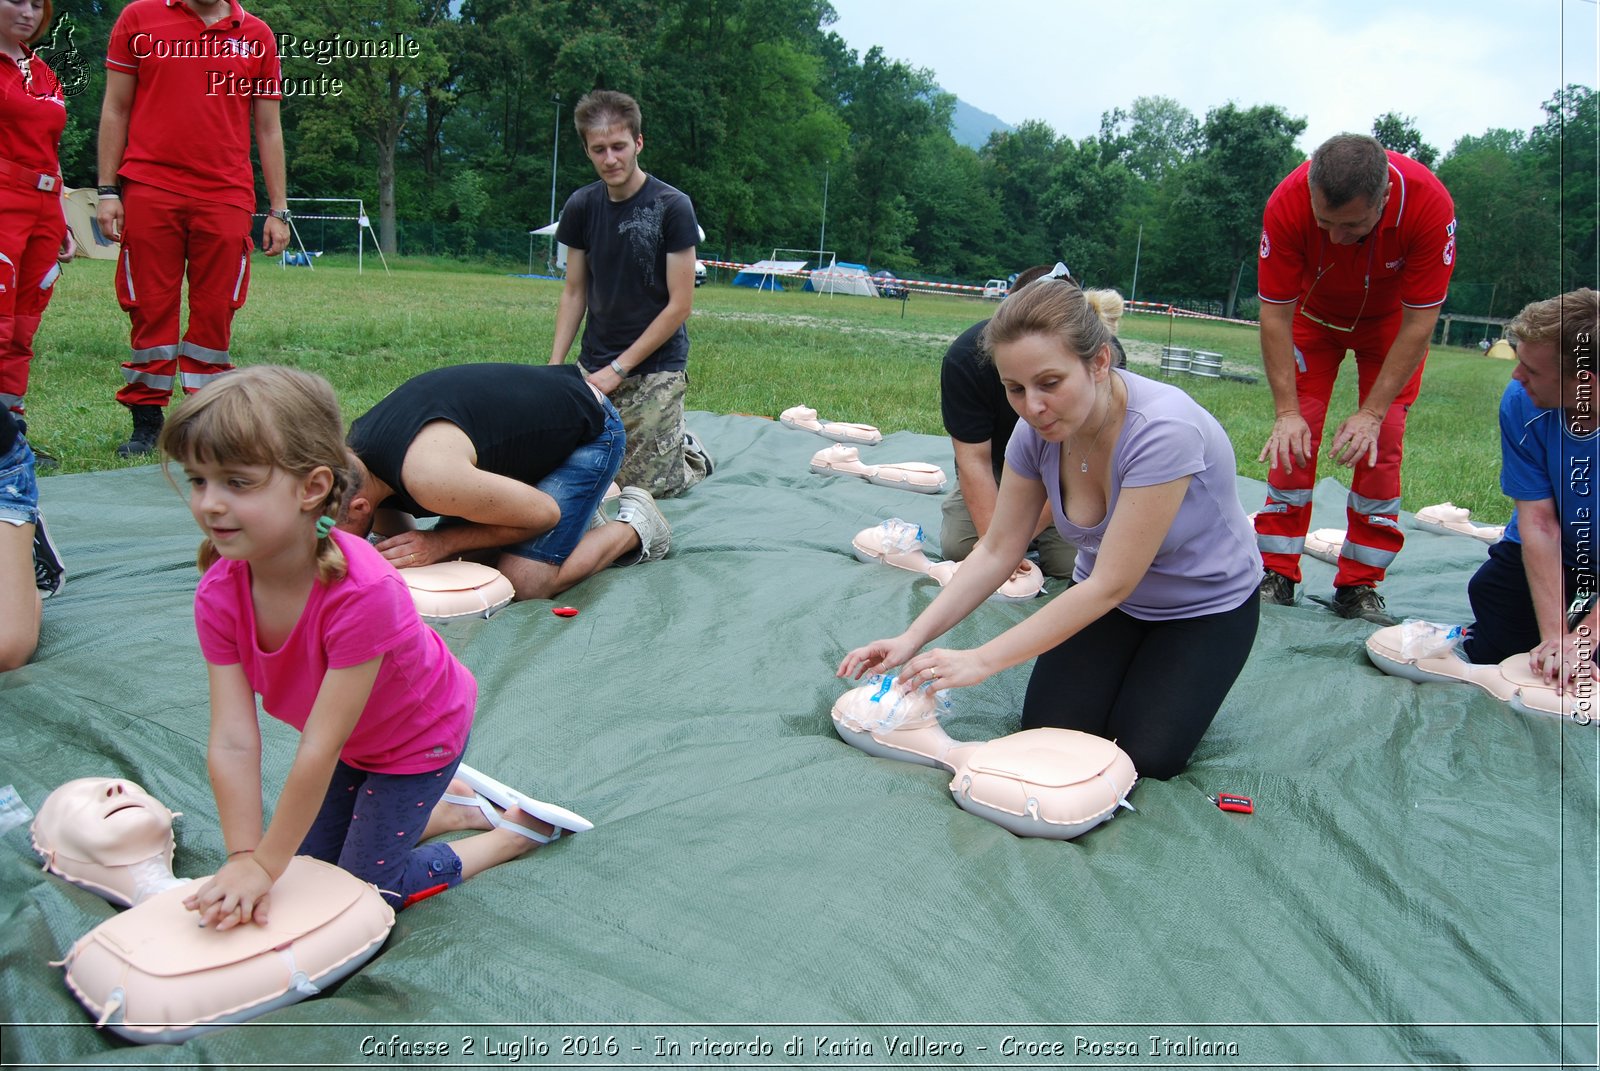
[840,279,1259,778]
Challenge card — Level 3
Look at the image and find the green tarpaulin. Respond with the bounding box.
[2,413,1595,1067]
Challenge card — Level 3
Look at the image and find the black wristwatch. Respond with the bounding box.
[267,208,292,222]
[96,184,121,198]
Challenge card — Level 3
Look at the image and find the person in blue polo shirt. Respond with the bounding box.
[1461,289,1600,690]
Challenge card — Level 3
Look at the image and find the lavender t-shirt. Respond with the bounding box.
[1006,369,1258,620]
[195,528,475,773]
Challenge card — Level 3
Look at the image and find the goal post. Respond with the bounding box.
[275,197,390,274]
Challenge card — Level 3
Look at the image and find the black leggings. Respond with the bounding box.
[1021,595,1260,780]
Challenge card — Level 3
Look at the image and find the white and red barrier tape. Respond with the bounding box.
[699,260,1261,325]
[1125,299,1258,327]
[699,260,992,295]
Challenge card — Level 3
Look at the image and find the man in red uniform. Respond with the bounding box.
[96,0,289,457]
[1254,133,1456,624]
[0,0,74,446]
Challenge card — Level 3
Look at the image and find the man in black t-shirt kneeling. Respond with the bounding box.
[341,363,671,601]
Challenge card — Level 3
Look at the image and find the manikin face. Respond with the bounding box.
[992,332,1111,444]
[1310,185,1388,246]
[36,777,174,866]
[0,0,43,51]
[583,122,645,200]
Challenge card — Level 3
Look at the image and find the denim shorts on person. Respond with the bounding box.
[507,398,625,566]
[0,436,40,527]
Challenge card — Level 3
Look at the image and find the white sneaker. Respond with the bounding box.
[614,486,671,566]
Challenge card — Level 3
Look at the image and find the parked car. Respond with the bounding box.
[872,269,908,299]
[982,279,1008,300]
[695,260,707,286]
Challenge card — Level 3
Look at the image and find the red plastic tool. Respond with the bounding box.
[1212,793,1253,814]
[552,606,579,618]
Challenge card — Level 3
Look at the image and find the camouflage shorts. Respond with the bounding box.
[611,370,711,499]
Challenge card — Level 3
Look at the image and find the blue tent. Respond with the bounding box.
[731,259,807,291]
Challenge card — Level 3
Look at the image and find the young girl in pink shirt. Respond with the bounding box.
[161,366,552,930]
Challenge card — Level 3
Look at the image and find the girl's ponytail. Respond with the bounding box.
[312,460,356,584]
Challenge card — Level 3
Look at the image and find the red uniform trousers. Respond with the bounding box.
[0,182,67,415]
[1255,309,1426,588]
[114,181,253,408]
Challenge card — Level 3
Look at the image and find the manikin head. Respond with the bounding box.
[33,777,175,868]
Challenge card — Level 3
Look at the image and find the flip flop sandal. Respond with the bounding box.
[810,444,947,494]
[1413,503,1505,543]
[851,520,1043,602]
[779,405,883,445]
[453,763,593,840]
[1304,528,1346,565]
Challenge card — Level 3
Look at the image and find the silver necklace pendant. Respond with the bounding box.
[1079,457,1089,474]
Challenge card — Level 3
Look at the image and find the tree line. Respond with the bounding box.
[45,0,1596,321]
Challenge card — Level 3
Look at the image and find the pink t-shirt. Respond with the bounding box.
[194,528,475,773]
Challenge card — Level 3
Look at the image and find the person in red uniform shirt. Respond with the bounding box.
[96,0,289,457]
[0,0,75,450]
[1253,133,1456,624]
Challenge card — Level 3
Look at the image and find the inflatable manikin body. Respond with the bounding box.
[831,676,1137,839]
[851,519,1044,603]
[401,560,515,624]
[32,778,393,1045]
[1365,623,1597,723]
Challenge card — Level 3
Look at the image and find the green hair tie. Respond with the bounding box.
[315,515,335,538]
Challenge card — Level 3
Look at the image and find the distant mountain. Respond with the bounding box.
[950,97,1013,151]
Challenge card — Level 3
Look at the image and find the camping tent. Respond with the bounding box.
[529,220,567,273]
[732,259,807,291]
[803,261,878,297]
[1487,339,1515,361]
[62,187,119,261]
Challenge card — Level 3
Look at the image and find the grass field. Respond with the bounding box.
[26,255,1515,522]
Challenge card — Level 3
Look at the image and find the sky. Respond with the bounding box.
[827,0,1599,154]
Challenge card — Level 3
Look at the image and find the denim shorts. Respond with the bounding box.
[0,435,39,526]
[506,397,625,566]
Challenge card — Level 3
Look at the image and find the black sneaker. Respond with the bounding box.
[33,510,65,598]
[1258,569,1296,606]
[1332,585,1395,626]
